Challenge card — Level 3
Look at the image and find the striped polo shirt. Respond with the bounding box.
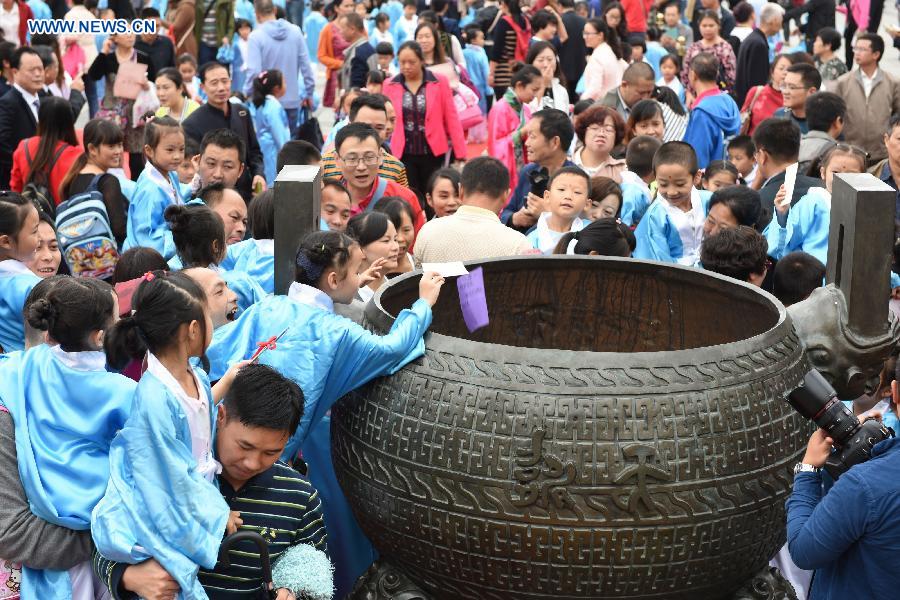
[94,462,328,598]
[320,148,409,187]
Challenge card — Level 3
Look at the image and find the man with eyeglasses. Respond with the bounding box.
[773,63,822,135]
[834,32,900,164]
[321,94,409,186]
[333,122,425,231]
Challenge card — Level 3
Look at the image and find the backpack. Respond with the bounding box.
[55,174,119,280]
[22,142,67,218]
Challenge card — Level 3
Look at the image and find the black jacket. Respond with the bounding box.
[758,169,824,228]
[182,101,266,203]
[785,0,835,51]
[735,28,770,107]
[559,11,587,92]
[0,87,39,188]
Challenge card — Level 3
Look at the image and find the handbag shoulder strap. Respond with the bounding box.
[367,177,389,208]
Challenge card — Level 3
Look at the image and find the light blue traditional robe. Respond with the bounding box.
[0,260,39,353]
[91,364,230,600]
[204,282,432,598]
[763,187,830,265]
[123,166,183,260]
[168,255,268,315]
[633,189,711,265]
[248,96,291,187]
[220,238,275,294]
[620,181,652,226]
[0,345,135,599]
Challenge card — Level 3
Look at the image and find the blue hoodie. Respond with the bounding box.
[244,18,316,110]
[683,91,741,170]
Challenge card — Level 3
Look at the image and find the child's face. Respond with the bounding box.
[634,113,664,140]
[377,18,389,31]
[177,155,196,184]
[822,153,864,194]
[660,59,677,80]
[655,163,698,205]
[544,173,589,220]
[469,31,484,46]
[1,204,39,262]
[178,62,197,82]
[238,24,251,40]
[426,176,460,217]
[321,186,353,231]
[727,148,754,176]
[632,46,645,62]
[703,171,737,191]
[575,4,588,17]
[329,245,365,304]
[588,193,621,221]
[377,54,393,70]
[146,130,185,173]
[404,4,415,17]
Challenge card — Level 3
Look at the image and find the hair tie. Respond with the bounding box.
[142,272,156,282]
[296,252,325,282]
[565,238,579,256]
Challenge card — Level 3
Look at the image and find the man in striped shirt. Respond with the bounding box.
[94,364,328,599]
[320,94,409,186]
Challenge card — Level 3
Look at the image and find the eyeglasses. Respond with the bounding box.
[583,30,600,37]
[779,84,806,91]
[338,152,380,167]
[587,124,617,134]
[852,46,871,53]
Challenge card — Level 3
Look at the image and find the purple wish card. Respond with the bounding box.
[456,267,489,333]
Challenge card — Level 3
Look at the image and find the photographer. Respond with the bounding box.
[787,403,900,598]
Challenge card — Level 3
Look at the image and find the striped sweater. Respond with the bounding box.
[320,148,409,188]
[94,461,328,599]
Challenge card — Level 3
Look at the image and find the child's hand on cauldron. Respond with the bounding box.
[419,272,445,307]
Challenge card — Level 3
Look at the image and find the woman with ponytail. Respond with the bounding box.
[248,69,291,187]
[92,271,245,600]
[0,277,136,599]
[205,229,445,597]
[553,217,636,257]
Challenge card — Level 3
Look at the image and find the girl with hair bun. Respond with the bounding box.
[206,228,446,596]
[553,217,636,257]
[249,69,291,187]
[93,271,245,599]
[0,277,136,599]
[0,191,40,353]
[165,203,265,316]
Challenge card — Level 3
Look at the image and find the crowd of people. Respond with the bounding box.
[1,0,900,598]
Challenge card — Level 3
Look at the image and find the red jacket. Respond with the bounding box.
[15,1,32,46]
[623,0,654,33]
[382,71,467,162]
[11,137,83,204]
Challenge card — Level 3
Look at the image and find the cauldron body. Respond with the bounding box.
[332,257,810,600]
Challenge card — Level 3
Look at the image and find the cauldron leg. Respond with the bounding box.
[347,559,432,600]
[728,566,799,600]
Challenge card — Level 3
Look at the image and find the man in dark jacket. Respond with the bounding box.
[785,0,835,54]
[183,62,266,203]
[734,3,783,106]
[0,47,44,188]
[753,117,822,228]
[558,0,586,102]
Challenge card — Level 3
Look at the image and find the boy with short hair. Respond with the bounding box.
[368,41,398,76]
[394,0,418,45]
[527,166,591,254]
[812,27,848,83]
[620,135,662,226]
[773,251,826,306]
[463,25,491,115]
[727,135,757,186]
[634,141,707,265]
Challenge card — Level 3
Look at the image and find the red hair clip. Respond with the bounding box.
[142,272,156,282]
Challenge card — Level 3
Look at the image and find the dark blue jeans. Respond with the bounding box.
[199,43,218,66]
[287,0,305,29]
[285,107,299,138]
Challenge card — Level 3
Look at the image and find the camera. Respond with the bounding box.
[787,369,894,479]
[529,167,550,198]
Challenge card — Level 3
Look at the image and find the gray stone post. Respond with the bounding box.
[273,165,321,295]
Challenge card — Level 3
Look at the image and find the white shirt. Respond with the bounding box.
[356,284,375,304]
[660,188,705,266]
[50,346,107,371]
[147,165,182,206]
[861,67,878,99]
[531,212,588,255]
[287,281,335,313]
[0,2,18,48]
[145,352,220,482]
[0,258,31,276]
[254,238,274,255]
[397,15,417,41]
[14,83,40,122]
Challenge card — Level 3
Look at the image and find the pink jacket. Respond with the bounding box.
[382,71,468,161]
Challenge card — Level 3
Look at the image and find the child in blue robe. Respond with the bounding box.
[634,142,710,265]
[220,189,275,293]
[763,144,867,266]
[123,116,186,260]
[204,230,446,599]
[165,202,267,314]
[526,167,592,255]
[248,70,291,187]
[0,192,40,353]
[91,271,245,600]
[0,277,135,599]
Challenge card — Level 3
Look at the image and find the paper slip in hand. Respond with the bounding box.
[781,163,798,208]
[457,267,489,333]
[113,60,148,100]
[422,262,469,277]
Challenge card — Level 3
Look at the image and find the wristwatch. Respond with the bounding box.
[794,463,821,474]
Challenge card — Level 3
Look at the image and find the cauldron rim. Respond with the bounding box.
[366,255,792,361]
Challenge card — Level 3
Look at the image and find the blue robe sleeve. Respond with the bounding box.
[0,272,39,353]
[216,43,235,65]
[267,99,292,158]
[123,176,178,260]
[683,110,715,170]
[633,202,683,263]
[620,183,651,226]
[220,269,267,314]
[763,191,830,264]
[91,373,230,600]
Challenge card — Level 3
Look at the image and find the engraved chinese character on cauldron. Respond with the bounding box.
[510,429,579,515]
[612,443,673,519]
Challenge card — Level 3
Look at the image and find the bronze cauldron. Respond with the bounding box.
[332,256,810,599]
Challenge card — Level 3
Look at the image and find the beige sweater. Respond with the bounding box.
[834,68,900,163]
[413,205,532,267]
